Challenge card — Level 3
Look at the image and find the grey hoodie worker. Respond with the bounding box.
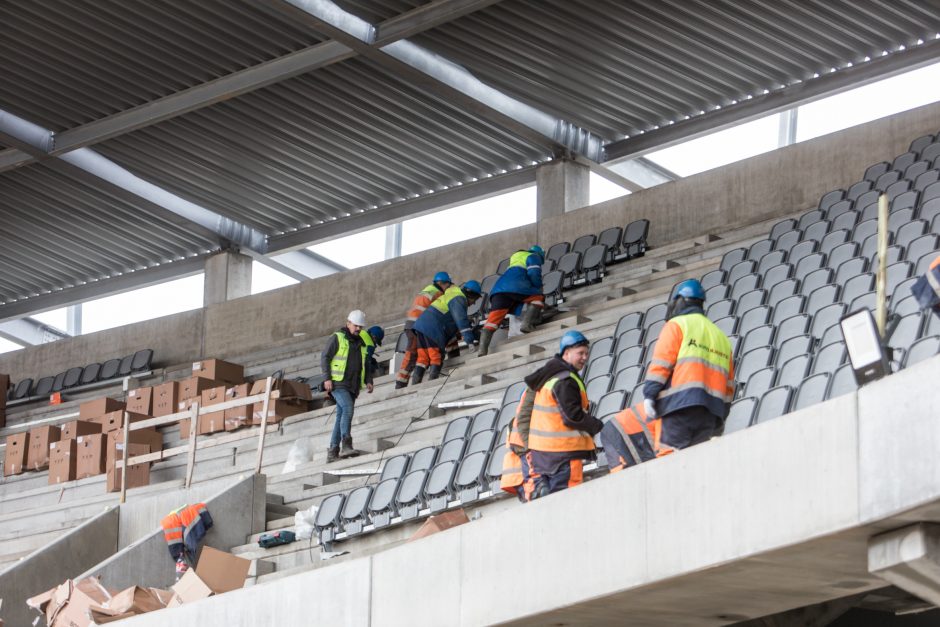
[321,310,374,462]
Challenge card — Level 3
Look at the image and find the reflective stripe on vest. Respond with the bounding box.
[407,285,441,322]
[527,371,595,453]
[664,314,733,404]
[330,332,367,388]
[430,285,465,315]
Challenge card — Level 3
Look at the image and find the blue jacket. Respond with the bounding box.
[491,250,543,297]
[413,287,476,348]
[911,255,940,316]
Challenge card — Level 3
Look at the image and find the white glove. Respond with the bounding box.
[643,398,658,420]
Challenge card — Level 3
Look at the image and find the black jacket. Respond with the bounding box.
[524,356,603,436]
[321,327,373,396]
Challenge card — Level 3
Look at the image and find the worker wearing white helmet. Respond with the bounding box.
[321,309,374,462]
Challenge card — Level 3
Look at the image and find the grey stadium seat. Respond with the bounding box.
[497,258,511,274]
[79,363,101,385]
[903,161,929,181]
[589,336,615,361]
[341,486,373,536]
[396,469,430,520]
[827,241,860,270]
[893,295,921,317]
[741,324,775,355]
[485,444,507,492]
[613,365,644,393]
[891,190,919,213]
[909,134,935,154]
[706,283,730,303]
[614,311,644,336]
[645,302,668,323]
[874,169,901,191]
[580,244,608,283]
[470,408,498,436]
[408,446,439,474]
[728,260,757,286]
[737,346,774,386]
[737,289,767,315]
[887,312,924,353]
[616,328,645,354]
[546,242,570,264]
[914,170,940,193]
[871,245,905,268]
[794,373,830,411]
[701,269,726,290]
[542,270,564,307]
[442,416,471,444]
[846,180,872,201]
[497,401,519,432]
[723,397,757,434]
[62,366,83,389]
[748,239,775,261]
[615,345,645,373]
[738,306,772,337]
[645,319,666,344]
[744,367,775,399]
[437,439,466,464]
[827,364,858,399]
[775,334,813,365]
[802,220,830,244]
[466,429,496,456]
[771,218,797,240]
[757,250,787,274]
[720,248,747,272]
[825,200,854,221]
[598,227,622,262]
[454,451,490,503]
[596,391,627,417]
[380,454,411,482]
[775,314,811,346]
[919,197,940,223]
[368,478,401,528]
[884,179,912,202]
[794,251,826,281]
[905,234,939,265]
[811,303,846,339]
[904,336,940,368]
[731,273,761,300]
[817,324,845,352]
[800,268,834,297]
[775,354,811,388]
[806,284,840,313]
[852,218,879,243]
[834,257,868,285]
[315,493,346,544]
[863,161,890,182]
[425,461,458,513]
[799,209,825,230]
[774,229,801,253]
[714,316,738,337]
[622,219,650,258]
[586,375,612,404]
[896,221,928,250]
[764,265,795,295]
[820,229,849,253]
[841,273,874,306]
[818,189,845,212]
[768,279,800,308]
[886,261,914,296]
[584,355,614,382]
[707,298,736,320]
[501,381,528,407]
[754,386,793,424]
[831,210,860,233]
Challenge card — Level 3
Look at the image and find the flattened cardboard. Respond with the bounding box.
[28,424,61,471]
[78,397,125,421]
[408,508,470,541]
[61,420,102,441]
[48,439,77,485]
[125,386,153,415]
[75,434,107,479]
[152,381,179,418]
[4,432,28,476]
[192,359,244,385]
[194,546,250,594]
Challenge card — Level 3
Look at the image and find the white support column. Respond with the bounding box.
[778,108,798,147]
[66,304,82,336]
[385,223,403,260]
[203,250,253,306]
[536,159,590,221]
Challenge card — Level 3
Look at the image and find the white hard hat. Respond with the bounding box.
[347,310,367,326]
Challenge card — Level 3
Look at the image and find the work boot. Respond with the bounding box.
[326,446,339,463]
[427,365,442,380]
[340,436,356,458]
[411,366,426,385]
[394,380,408,389]
[478,328,494,356]
[520,305,541,333]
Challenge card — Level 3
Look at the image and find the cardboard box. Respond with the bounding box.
[199,385,227,435]
[48,439,77,485]
[106,429,162,467]
[78,397,125,421]
[61,419,102,441]
[408,509,469,542]
[94,409,149,434]
[4,432,28,476]
[27,425,61,471]
[125,386,153,415]
[251,398,308,425]
[249,378,314,401]
[178,376,224,403]
[27,577,170,627]
[192,359,244,385]
[169,546,250,607]
[224,383,252,431]
[152,381,179,418]
[89,585,169,623]
[106,443,150,492]
[75,434,106,479]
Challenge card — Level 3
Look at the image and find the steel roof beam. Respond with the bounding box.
[0,1,499,174]
[603,38,940,162]
[268,166,535,253]
[272,0,606,162]
[261,249,347,282]
[0,317,69,346]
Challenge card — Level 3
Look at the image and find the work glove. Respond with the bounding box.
[643,398,658,420]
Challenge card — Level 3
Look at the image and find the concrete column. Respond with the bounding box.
[385,223,402,260]
[536,158,590,220]
[778,108,798,147]
[869,523,940,606]
[204,250,252,306]
[66,304,82,335]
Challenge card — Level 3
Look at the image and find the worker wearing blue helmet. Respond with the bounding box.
[479,245,546,356]
[396,272,454,389]
[518,329,604,499]
[642,279,735,450]
[411,280,483,383]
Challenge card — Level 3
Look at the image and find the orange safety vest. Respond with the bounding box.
[500,389,532,493]
[527,371,595,453]
[161,502,209,560]
[606,403,673,473]
[406,284,442,324]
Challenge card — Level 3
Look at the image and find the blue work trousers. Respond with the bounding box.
[329,388,355,449]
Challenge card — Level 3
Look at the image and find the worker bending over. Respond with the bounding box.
[411,281,482,383]
[526,330,604,498]
[478,246,545,356]
[396,272,453,389]
[642,280,734,449]
[599,402,672,473]
[912,254,940,319]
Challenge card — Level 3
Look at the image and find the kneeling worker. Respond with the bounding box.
[526,330,604,498]
[478,245,546,356]
[911,254,940,319]
[599,402,672,473]
[396,272,452,388]
[642,280,734,449]
[411,281,483,383]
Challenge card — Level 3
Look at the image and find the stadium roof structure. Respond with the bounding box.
[1,0,939,322]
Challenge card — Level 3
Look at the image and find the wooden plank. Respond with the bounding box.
[119,410,131,503]
[254,377,274,474]
[129,390,281,431]
[184,401,199,489]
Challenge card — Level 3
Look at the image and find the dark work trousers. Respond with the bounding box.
[660,406,720,449]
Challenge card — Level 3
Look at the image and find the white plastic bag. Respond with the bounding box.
[282,437,313,475]
[294,505,318,540]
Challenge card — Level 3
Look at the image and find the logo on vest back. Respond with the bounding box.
[687,338,730,360]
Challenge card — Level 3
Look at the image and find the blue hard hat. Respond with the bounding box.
[528,245,545,258]
[672,279,706,301]
[559,330,589,354]
[367,325,385,345]
[433,271,452,284]
[462,280,482,296]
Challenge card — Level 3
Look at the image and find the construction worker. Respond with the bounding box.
[362,325,384,381]
[321,310,374,462]
[526,330,604,498]
[599,402,673,473]
[479,246,546,356]
[642,280,734,450]
[411,281,482,383]
[911,254,940,319]
[499,385,539,502]
[396,272,453,389]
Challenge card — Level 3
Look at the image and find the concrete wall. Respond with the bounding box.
[2,100,939,380]
[0,507,120,627]
[118,357,940,627]
[78,474,266,591]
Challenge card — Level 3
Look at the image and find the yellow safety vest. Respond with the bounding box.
[330,331,368,388]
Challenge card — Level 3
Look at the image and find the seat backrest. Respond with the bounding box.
[12,378,33,399]
[801,220,830,244]
[728,260,757,285]
[763,264,794,295]
[541,270,563,301]
[914,169,940,193]
[863,161,890,182]
[614,311,644,336]
[834,256,868,285]
[767,278,799,308]
[736,289,767,315]
[891,190,919,213]
[470,408,498,435]
[886,261,914,296]
[819,229,849,254]
[738,306,771,336]
[741,324,775,355]
[130,349,154,371]
[894,151,917,171]
[62,367,83,389]
[116,355,134,377]
[775,314,811,345]
[884,179,912,202]
[770,219,797,240]
[584,355,613,383]
[588,336,615,361]
[794,372,831,410]
[581,244,607,272]
[874,169,901,191]
[713,315,738,337]
[794,252,826,282]
[425,461,458,501]
[556,252,581,275]
[442,416,471,444]
[572,234,596,256]
[771,294,805,325]
[586,375,611,404]
[408,446,438,473]
[776,355,811,388]
[831,209,860,234]
[486,444,507,481]
[818,189,845,212]
[757,249,787,275]
[810,303,846,338]
[826,241,860,270]
[825,200,853,221]
[466,430,495,456]
[701,269,726,290]
[547,242,570,263]
[707,298,735,320]
[923,180,940,205]
[731,273,761,300]
[841,273,875,306]
[596,390,626,417]
[724,397,757,434]
[79,363,101,386]
[644,320,666,345]
[744,366,775,399]
[798,209,825,230]
[754,386,793,424]
[395,332,410,353]
[34,376,55,397]
[775,334,813,365]
[846,179,873,201]
[622,219,650,249]
[893,295,922,317]
[397,469,429,506]
[501,381,527,408]
[455,451,488,489]
[496,258,511,274]
[598,227,622,253]
[368,477,400,514]
[774,229,801,253]
[438,439,465,464]
[616,327,645,353]
[910,134,935,154]
[341,486,373,522]
[905,335,940,368]
[380,454,411,482]
[497,401,519,432]
[903,161,929,182]
[720,248,747,272]
[806,284,840,313]
[827,364,858,399]
[314,493,345,530]
[895,220,928,250]
[799,268,834,297]
[612,365,643,393]
[888,312,924,352]
[737,346,774,385]
[645,302,668,323]
[905,234,939,267]
[100,358,121,380]
[615,344,645,373]
[747,239,774,261]
[852,218,879,243]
